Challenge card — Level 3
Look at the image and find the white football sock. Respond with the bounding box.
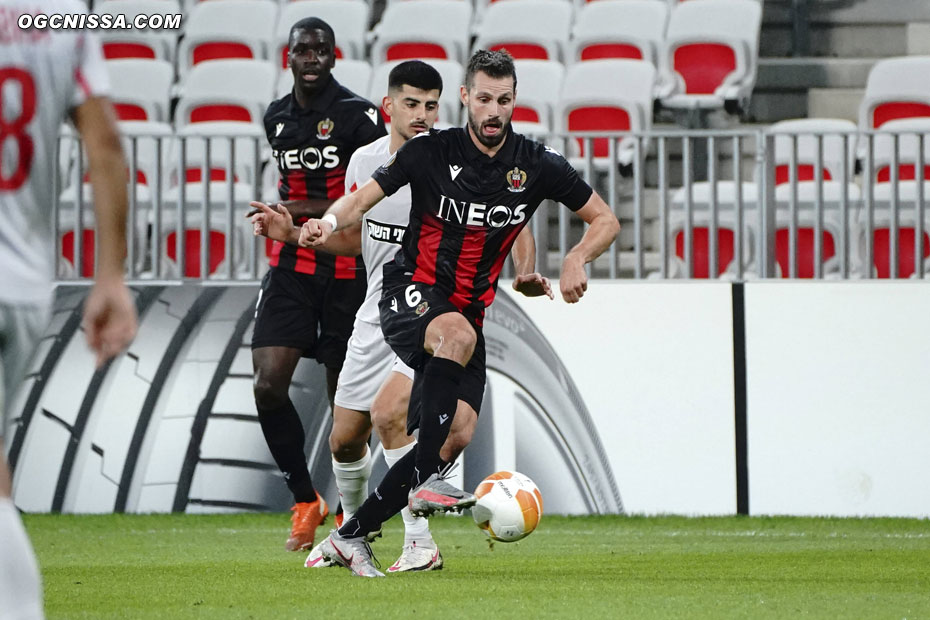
[0,497,44,619]
[332,449,371,523]
[383,442,431,544]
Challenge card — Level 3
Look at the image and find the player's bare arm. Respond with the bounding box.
[560,191,620,304]
[299,178,386,247]
[249,201,362,255]
[511,227,553,299]
[244,198,334,220]
[71,96,138,367]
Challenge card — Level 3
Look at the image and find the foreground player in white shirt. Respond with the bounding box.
[0,2,138,617]
[251,61,551,572]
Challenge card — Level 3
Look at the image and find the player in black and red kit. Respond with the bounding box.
[300,50,620,576]
[249,17,385,553]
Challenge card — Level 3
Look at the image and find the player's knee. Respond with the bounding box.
[428,319,476,362]
[370,403,404,441]
[329,431,366,462]
[252,376,288,411]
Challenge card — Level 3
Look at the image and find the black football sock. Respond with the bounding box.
[412,356,464,487]
[256,401,316,503]
[339,447,418,538]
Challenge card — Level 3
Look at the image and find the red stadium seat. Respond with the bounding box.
[61,229,96,278]
[473,0,572,62]
[859,57,930,131]
[570,0,668,65]
[177,0,277,76]
[657,0,761,111]
[165,230,228,278]
[775,228,837,279]
[872,228,930,279]
[675,227,736,279]
[175,60,276,128]
[371,0,472,64]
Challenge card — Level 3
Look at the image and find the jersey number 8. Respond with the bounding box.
[0,67,37,192]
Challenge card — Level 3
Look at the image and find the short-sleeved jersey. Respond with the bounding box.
[344,135,412,324]
[372,126,592,323]
[264,76,386,279]
[0,0,109,305]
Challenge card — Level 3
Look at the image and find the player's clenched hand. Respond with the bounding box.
[82,278,138,368]
[559,254,588,303]
[247,201,293,243]
[512,273,554,299]
[298,218,332,247]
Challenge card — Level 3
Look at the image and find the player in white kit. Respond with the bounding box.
[251,61,551,572]
[0,2,138,618]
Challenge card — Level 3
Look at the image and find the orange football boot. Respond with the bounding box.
[285,494,329,552]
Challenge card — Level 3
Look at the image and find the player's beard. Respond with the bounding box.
[467,109,509,149]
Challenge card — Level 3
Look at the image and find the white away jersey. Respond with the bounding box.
[345,135,411,323]
[0,0,110,304]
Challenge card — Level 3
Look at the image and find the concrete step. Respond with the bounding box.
[807,88,864,123]
[750,57,877,123]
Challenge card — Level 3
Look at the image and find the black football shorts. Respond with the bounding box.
[251,266,366,369]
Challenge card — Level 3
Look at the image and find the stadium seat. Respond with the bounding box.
[57,120,167,277]
[96,0,180,62]
[168,122,268,188]
[769,118,858,186]
[668,181,757,278]
[369,60,464,127]
[510,60,564,136]
[554,59,656,168]
[370,0,473,64]
[871,118,930,184]
[569,0,669,65]
[771,209,847,279]
[276,0,369,64]
[472,0,573,62]
[856,199,930,279]
[104,59,173,122]
[176,0,277,76]
[160,181,255,278]
[858,56,930,130]
[656,0,762,111]
[175,60,277,127]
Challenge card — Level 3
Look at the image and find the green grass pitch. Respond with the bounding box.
[23,512,930,619]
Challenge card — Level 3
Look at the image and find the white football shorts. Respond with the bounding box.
[334,317,414,412]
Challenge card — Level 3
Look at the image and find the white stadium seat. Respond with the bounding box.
[370,0,473,65]
[96,0,181,62]
[104,59,174,123]
[176,0,277,76]
[511,60,564,135]
[657,0,762,111]
[472,0,573,62]
[858,56,930,130]
[554,59,656,168]
[569,0,668,65]
[175,60,277,127]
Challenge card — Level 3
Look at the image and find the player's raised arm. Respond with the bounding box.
[560,191,620,303]
[511,226,553,299]
[300,178,386,247]
[71,96,138,366]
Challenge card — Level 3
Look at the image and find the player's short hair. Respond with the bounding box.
[289,17,336,48]
[465,49,517,91]
[388,60,444,95]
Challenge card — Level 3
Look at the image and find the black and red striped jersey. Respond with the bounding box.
[372,126,592,323]
[264,76,386,278]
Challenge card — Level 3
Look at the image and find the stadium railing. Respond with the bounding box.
[53,126,930,282]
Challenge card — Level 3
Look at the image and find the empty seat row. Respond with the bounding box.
[98,0,761,114]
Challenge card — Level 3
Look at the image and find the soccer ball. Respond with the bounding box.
[471,471,543,542]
